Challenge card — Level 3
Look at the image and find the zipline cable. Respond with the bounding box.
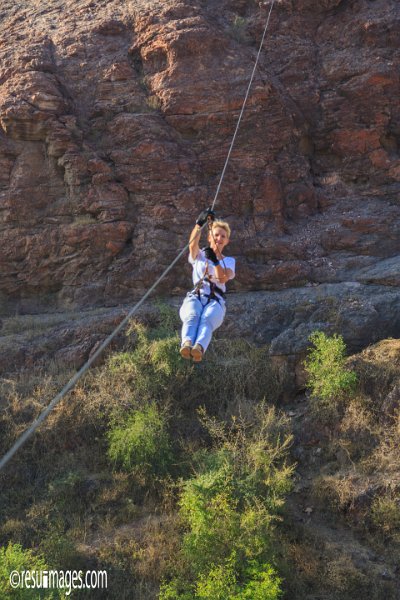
[0,0,276,473]
[0,232,197,473]
[211,0,276,211]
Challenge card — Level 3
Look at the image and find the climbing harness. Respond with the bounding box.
[190,250,227,305]
[190,215,229,305]
[0,0,276,472]
[191,279,227,305]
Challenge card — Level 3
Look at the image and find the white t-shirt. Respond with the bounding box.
[188,248,236,298]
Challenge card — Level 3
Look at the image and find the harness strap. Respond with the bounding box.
[207,279,226,301]
[192,278,226,304]
[191,248,226,304]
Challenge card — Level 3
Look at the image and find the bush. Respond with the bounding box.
[160,560,282,600]
[237,562,282,600]
[195,558,282,599]
[304,331,358,420]
[159,405,292,599]
[195,559,237,599]
[0,542,65,599]
[107,308,189,406]
[107,403,172,477]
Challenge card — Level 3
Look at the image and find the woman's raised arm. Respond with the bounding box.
[189,224,202,261]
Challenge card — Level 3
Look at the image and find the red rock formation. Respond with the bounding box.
[0,0,398,313]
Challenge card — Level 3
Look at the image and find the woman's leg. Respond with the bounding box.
[179,293,203,346]
[194,300,226,353]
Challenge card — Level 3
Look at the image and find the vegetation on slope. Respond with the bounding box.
[0,305,289,599]
[0,309,399,599]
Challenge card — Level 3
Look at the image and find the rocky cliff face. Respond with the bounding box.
[0,0,399,344]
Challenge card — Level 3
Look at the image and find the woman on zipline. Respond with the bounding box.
[179,207,236,362]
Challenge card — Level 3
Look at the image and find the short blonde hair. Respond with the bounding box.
[211,220,231,239]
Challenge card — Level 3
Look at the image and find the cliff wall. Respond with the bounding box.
[0,0,399,366]
[0,0,398,308]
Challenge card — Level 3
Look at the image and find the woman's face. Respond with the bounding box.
[209,226,229,254]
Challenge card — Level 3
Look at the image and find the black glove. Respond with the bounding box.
[204,246,219,266]
[196,207,215,227]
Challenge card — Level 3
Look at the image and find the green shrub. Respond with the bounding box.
[159,579,193,600]
[304,331,358,419]
[159,405,292,599]
[179,460,239,574]
[107,308,189,405]
[0,542,65,599]
[196,405,294,510]
[195,558,237,599]
[237,562,282,599]
[160,557,282,600]
[107,403,172,476]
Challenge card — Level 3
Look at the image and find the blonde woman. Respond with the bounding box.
[179,208,236,362]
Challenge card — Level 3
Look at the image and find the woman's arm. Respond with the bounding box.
[213,265,234,285]
[189,224,202,261]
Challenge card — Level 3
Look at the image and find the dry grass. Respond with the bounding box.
[0,310,288,599]
[2,316,400,599]
[328,396,379,463]
[131,514,181,583]
[304,337,400,594]
[1,311,90,336]
[71,214,98,226]
[312,473,358,513]
[277,520,399,600]
[348,338,400,405]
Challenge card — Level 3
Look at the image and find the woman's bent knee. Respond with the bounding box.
[179,295,201,322]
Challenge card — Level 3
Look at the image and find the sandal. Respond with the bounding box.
[180,341,192,360]
[191,343,204,363]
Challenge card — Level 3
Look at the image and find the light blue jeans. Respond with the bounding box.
[179,292,226,353]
